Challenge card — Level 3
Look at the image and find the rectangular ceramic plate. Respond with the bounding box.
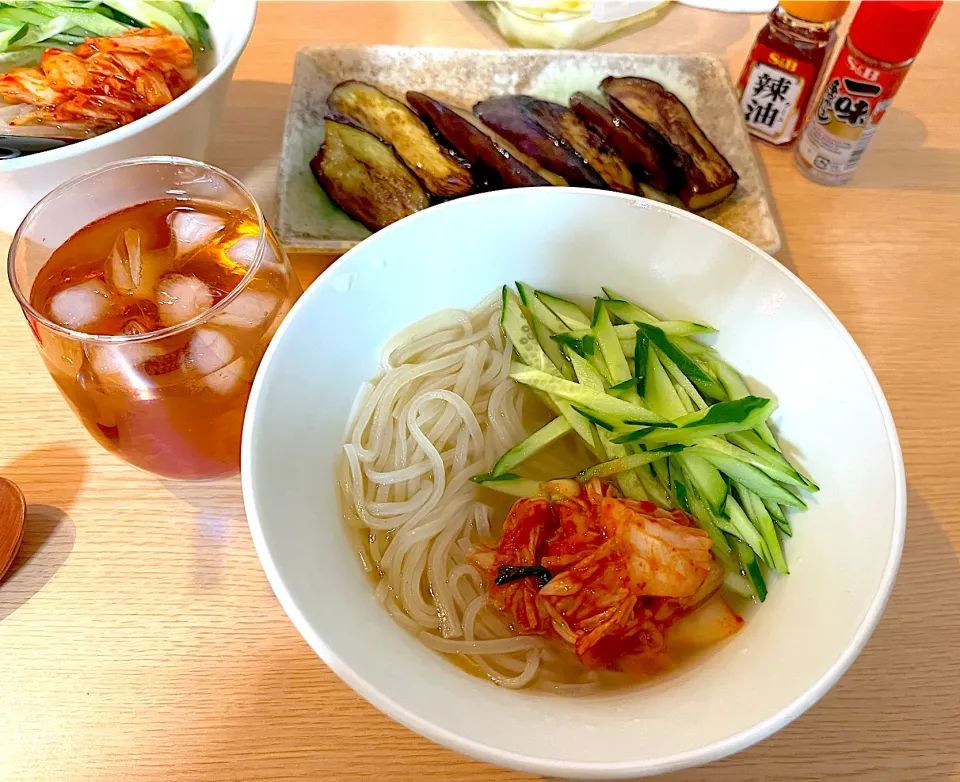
[278,46,780,254]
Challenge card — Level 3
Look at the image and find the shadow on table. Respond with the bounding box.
[0,505,76,622]
[0,443,85,621]
[160,475,246,592]
[550,486,960,782]
[847,108,960,193]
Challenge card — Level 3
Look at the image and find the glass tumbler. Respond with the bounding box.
[7,157,303,480]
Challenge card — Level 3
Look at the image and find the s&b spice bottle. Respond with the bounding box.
[737,1,849,147]
[796,0,943,185]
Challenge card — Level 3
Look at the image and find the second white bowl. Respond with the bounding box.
[0,0,257,236]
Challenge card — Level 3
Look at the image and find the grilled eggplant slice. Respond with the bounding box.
[526,99,634,193]
[327,81,473,198]
[570,92,672,191]
[601,77,738,211]
[474,96,607,189]
[406,92,555,188]
[311,116,429,231]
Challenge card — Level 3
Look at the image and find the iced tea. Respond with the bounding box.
[23,197,301,479]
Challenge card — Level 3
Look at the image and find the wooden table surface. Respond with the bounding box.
[2,3,959,780]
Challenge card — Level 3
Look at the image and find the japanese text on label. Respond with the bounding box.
[740,61,802,138]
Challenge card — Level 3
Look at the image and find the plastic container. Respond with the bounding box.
[480,0,670,50]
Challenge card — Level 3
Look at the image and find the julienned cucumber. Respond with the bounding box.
[471,473,544,498]
[492,416,572,477]
[501,288,559,377]
[535,291,592,331]
[579,446,685,481]
[707,355,781,451]
[517,281,567,333]
[692,446,806,509]
[677,451,727,515]
[474,284,816,604]
[594,304,632,385]
[604,299,716,335]
[613,396,777,447]
[636,323,726,401]
[727,429,819,492]
[602,287,714,332]
[510,364,669,425]
[738,484,788,575]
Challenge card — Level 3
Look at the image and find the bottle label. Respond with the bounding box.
[738,43,817,145]
[797,42,909,180]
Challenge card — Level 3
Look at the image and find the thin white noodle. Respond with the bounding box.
[369,530,387,569]
[344,382,374,439]
[353,353,463,462]
[474,504,492,539]
[487,381,520,451]
[342,290,598,691]
[364,460,432,485]
[461,596,542,688]
[420,328,493,362]
[385,596,424,634]
[399,543,439,628]
[450,563,483,595]
[474,289,502,316]
[418,632,543,655]
[367,486,433,518]
[381,309,471,370]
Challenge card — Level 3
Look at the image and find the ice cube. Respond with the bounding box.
[86,341,162,392]
[204,357,247,394]
[169,210,226,257]
[212,290,278,330]
[121,319,149,336]
[105,228,142,296]
[184,328,234,375]
[156,274,214,327]
[48,280,113,331]
[105,228,169,299]
[225,236,260,268]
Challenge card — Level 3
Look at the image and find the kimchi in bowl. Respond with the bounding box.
[0,0,257,236]
[242,188,905,778]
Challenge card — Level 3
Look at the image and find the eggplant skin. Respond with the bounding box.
[328,80,473,198]
[447,100,567,187]
[601,77,738,211]
[529,100,634,194]
[474,95,608,189]
[311,116,429,231]
[406,91,551,188]
[570,92,672,192]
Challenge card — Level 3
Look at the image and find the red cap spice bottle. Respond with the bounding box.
[796,0,943,185]
[737,1,849,147]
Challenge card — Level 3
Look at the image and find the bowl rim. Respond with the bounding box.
[241,187,906,778]
[0,0,258,174]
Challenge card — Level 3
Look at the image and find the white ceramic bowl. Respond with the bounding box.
[0,0,257,236]
[242,189,904,778]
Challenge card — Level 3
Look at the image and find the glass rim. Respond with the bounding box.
[6,155,269,345]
